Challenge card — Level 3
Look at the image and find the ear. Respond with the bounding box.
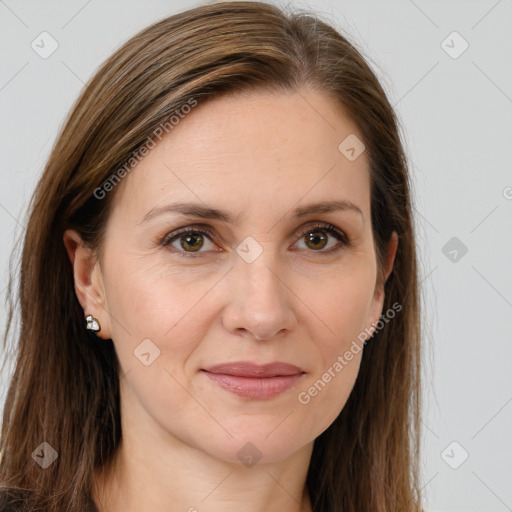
[366,231,399,335]
[63,229,112,340]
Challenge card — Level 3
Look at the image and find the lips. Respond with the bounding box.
[201,361,305,399]
[202,361,304,378]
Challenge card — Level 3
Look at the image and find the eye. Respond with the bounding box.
[293,223,350,254]
[161,225,217,258]
[160,222,350,258]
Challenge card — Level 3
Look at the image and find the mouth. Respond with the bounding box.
[201,361,305,399]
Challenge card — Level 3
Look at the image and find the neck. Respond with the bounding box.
[91,387,314,512]
[93,438,314,512]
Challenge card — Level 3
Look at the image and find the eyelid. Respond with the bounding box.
[161,224,216,246]
[292,222,349,245]
[160,221,350,257]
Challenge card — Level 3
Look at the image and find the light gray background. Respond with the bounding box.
[1,1,511,510]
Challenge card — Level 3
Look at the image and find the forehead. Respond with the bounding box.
[109,89,370,225]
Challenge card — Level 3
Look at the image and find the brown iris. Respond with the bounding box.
[304,230,328,250]
[180,233,204,252]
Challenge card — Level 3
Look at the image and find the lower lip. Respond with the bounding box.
[202,370,304,399]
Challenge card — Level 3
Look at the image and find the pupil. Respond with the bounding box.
[183,234,203,252]
[307,230,327,250]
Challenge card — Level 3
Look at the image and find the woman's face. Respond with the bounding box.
[79,89,395,465]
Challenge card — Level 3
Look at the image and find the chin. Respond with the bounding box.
[194,424,310,467]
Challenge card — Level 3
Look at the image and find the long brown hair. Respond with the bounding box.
[0,2,423,510]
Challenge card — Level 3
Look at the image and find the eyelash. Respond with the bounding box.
[160,223,350,259]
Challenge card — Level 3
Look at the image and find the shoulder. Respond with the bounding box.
[0,503,19,512]
[0,502,20,511]
[0,490,97,512]
[0,491,24,512]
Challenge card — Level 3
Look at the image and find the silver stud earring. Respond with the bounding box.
[85,314,101,333]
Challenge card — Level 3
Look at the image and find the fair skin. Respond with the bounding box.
[64,88,398,512]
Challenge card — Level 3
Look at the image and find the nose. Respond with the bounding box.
[221,248,297,342]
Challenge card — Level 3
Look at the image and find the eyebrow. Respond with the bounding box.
[138,199,364,225]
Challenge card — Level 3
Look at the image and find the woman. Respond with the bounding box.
[0,1,423,511]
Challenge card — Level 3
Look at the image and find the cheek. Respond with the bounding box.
[305,262,376,352]
[293,265,374,433]
[296,317,365,440]
[104,255,220,375]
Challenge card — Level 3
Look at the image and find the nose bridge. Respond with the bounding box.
[235,236,283,304]
[222,234,295,339]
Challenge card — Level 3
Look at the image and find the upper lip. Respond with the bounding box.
[202,361,304,377]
